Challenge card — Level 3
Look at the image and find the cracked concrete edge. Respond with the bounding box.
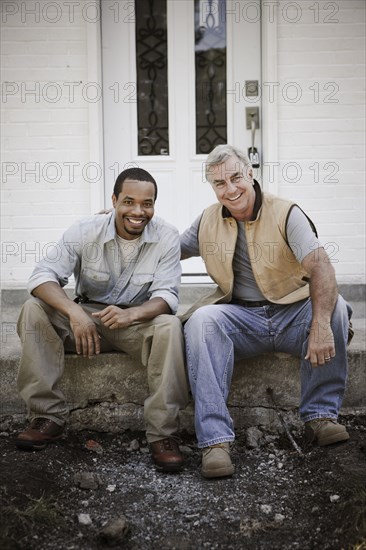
[0,347,365,422]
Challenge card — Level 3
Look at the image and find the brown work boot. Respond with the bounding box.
[305,418,350,446]
[149,438,184,472]
[201,442,234,479]
[16,418,64,451]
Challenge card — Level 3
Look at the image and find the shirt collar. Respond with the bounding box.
[222,179,262,220]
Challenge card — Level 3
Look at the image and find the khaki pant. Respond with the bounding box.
[17,298,189,442]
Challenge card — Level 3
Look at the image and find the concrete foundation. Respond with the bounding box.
[1,285,365,433]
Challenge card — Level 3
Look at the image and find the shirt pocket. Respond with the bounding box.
[81,267,111,294]
[82,267,110,283]
[129,273,154,302]
[131,273,153,285]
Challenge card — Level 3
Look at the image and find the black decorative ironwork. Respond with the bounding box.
[135,0,169,155]
[195,0,227,154]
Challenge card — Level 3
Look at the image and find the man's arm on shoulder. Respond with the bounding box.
[180,214,201,260]
[301,248,338,368]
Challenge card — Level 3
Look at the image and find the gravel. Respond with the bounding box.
[0,415,365,549]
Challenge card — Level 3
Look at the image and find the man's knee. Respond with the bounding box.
[17,298,61,346]
[186,305,221,327]
[17,298,47,335]
[184,306,224,343]
[152,314,182,329]
[21,297,42,313]
[332,295,352,341]
[333,295,351,326]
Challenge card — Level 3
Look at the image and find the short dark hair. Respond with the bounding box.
[113,167,158,200]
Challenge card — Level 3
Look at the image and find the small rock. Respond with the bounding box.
[74,472,102,490]
[78,513,92,525]
[264,435,277,444]
[140,447,149,454]
[260,504,272,515]
[275,514,285,523]
[180,445,194,455]
[311,506,320,514]
[85,439,103,454]
[0,432,9,437]
[106,485,116,492]
[330,494,340,503]
[246,427,263,449]
[0,419,14,431]
[277,462,284,469]
[99,516,129,545]
[185,513,200,520]
[127,439,140,451]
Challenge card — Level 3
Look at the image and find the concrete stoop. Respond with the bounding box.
[1,341,365,434]
[1,284,365,433]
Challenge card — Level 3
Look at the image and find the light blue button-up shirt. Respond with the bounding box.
[28,212,181,314]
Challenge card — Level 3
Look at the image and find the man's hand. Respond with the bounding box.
[305,320,336,368]
[92,306,136,330]
[69,307,100,357]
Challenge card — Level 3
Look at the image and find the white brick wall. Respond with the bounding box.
[276,0,365,283]
[1,0,365,288]
[1,0,97,286]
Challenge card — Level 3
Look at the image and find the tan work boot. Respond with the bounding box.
[201,442,234,478]
[305,418,350,446]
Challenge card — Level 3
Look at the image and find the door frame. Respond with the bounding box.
[88,0,279,212]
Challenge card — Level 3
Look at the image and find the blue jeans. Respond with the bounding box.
[184,296,352,448]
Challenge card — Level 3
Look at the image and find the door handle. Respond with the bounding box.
[246,107,260,168]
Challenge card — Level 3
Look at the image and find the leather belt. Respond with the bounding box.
[230,299,271,308]
[74,297,129,308]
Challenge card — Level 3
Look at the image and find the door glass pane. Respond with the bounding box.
[136,0,169,155]
[195,0,227,154]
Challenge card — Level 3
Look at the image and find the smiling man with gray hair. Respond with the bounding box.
[181,144,353,479]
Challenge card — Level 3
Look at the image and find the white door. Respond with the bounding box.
[102,0,261,278]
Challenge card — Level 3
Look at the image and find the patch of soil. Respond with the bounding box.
[0,416,365,550]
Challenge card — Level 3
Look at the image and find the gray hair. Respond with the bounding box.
[205,144,251,182]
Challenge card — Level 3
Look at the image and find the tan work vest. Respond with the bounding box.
[180,192,314,321]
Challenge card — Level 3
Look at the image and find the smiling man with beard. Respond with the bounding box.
[16,167,189,473]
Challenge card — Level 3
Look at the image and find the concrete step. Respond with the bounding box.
[1,285,365,432]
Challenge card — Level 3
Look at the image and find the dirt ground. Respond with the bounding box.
[0,414,365,550]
